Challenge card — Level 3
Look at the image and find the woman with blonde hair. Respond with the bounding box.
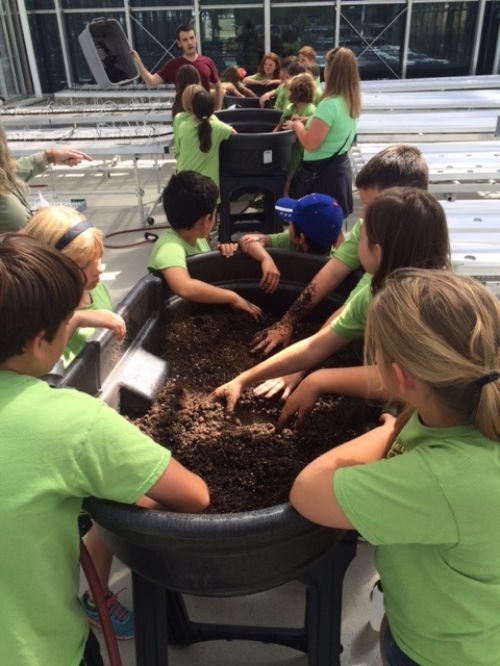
[24,206,125,368]
[290,269,500,665]
[285,47,361,217]
[0,127,91,233]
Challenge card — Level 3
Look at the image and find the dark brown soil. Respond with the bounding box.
[134,310,374,513]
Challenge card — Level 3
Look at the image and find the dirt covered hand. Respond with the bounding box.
[212,378,245,414]
[251,318,294,354]
[229,293,263,320]
[253,371,305,400]
[276,374,321,432]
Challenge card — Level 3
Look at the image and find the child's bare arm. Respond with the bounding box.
[289,414,397,529]
[145,457,210,513]
[278,366,387,430]
[238,236,280,294]
[251,257,353,354]
[213,326,349,413]
[162,266,263,319]
[69,309,127,341]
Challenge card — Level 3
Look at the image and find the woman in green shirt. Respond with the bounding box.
[285,47,361,218]
[0,127,91,233]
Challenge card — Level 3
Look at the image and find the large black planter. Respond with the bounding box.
[214,109,296,242]
[62,252,361,666]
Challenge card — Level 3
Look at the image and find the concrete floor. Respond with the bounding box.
[38,158,381,665]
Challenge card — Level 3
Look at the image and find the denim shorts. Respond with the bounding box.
[382,622,420,666]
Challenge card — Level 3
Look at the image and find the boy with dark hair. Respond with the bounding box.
[0,234,209,666]
[237,193,344,293]
[148,171,262,318]
[130,24,223,109]
[251,144,430,356]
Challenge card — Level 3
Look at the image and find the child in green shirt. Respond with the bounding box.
[175,88,234,191]
[213,188,450,414]
[0,234,208,666]
[243,52,281,89]
[25,206,126,369]
[251,144,430,359]
[237,193,344,293]
[148,171,262,319]
[274,72,317,194]
[259,60,307,110]
[290,269,500,666]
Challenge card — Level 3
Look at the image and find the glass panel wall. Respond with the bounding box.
[28,12,66,92]
[200,8,264,73]
[20,1,500,92]
[408,1,478,77]
[131,9,194,74]
[477,0,500,73]
[340,3,406,79]
[271,5,334,65]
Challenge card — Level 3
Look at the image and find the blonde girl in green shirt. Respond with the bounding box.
[213,188,450,415]
[291,269,500,666]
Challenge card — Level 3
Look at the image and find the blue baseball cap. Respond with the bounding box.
[275,193,344,248]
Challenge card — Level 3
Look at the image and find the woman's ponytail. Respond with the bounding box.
[192,90,215,153]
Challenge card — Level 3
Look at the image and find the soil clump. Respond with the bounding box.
[134,310,374,513]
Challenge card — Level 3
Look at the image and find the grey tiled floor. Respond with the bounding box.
[38,160,381,665]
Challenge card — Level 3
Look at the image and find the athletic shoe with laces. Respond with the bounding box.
[81,589,135,640]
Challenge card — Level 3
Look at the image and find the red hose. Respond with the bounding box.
[79,539,123,666]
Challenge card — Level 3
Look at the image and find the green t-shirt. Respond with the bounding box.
[0,371,170,666]
[0,153,47,233]
[148,228,210,273]
[333,219,362,270]
[248,73,270,81]
[304,96,357,162]
[269,231,297,250]
[331,278,371,339]
[280,101,316,123]
[334,412,500,666]
[176,115,233,190]
[172,110,190,160]
[63,282,113,368]
[274,83,289,111]
[314,81,323,106]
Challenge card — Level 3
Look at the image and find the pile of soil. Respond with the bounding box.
[134,310,373,513]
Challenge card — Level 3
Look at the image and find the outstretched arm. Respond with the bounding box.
[130,50,164,87]
[213,325,348,413]
[163,266,263,319]
[251,257,352,354]
[145,457,210,513]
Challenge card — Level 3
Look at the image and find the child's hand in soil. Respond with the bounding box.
[212,379,244,414]
[253,371,305,400]
[276,375,321,432]
[230,293,263,320]
[250,319,294,355]
[218,243,238,258]
[259,256,280,293]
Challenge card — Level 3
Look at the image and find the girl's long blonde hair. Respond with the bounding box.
[0,126,25,195]
[25,206,104,266]
[323,47,361,118]
[366,269,500,441]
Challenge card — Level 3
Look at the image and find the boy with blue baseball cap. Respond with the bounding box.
[238,193,344,293]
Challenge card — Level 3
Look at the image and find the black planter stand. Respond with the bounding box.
[218,174,286,242]
[132,532,357,666]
